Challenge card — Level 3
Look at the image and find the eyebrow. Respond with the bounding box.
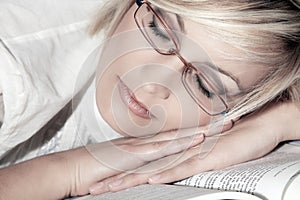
[218,67,241,88]
[213,64,243,93]
[156,6,185,33]
[197,61,242,95]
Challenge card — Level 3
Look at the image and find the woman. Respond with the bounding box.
[87,0,300,193]
[0,0,299,199]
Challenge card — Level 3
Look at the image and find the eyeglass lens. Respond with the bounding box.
[135,2,228,115]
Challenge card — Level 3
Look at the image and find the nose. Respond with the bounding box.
[141,83,170,100]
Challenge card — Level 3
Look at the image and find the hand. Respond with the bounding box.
[0,128,204,199]
[90,102,297,194]
[62,130,204,197]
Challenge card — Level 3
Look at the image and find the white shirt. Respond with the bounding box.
[0,0,122,166]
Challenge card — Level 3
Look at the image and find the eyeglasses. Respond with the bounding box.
[134,0,229,116]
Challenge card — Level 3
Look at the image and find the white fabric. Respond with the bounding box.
[75,78,121,143]
[0,0,120,166]
[93,87,121,141]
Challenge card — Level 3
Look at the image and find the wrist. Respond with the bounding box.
[59,146,105,197]
[59,147,90,197]
[32,152,73,199]
[277,102,300,141]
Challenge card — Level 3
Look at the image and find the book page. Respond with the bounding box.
[187,191,263,200]
[176,143,300,200]
[77,184,261,200]
[77,184,221,200]
[283,172,300,199]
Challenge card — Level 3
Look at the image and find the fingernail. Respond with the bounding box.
[108,179,123,189]
[89,182,104,194]
[148,174,161,183]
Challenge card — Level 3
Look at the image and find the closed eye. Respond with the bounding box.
[195,74,215,99]
[148,16,171,41]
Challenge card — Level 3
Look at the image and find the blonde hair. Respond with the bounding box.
[89,0,135,36]
[89,0,300,119]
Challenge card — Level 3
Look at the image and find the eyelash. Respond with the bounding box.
[195,75,215,99]
[148,16,171,41]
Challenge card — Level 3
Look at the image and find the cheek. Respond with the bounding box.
[163,105,214,136]
[135,88,213,132]
[165,99,212,129]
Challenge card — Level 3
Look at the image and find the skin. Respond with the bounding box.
[89,102,300,194]
[95,4,269,138]
[0,131,205,199]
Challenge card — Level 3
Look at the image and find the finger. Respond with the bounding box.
[127,136,215,175]
[147,124,271,185]
[89,146,200,194]
[141,127,207,142]
[124,145,203,179]
[135,133,204,162]
[110,137,139,145]
[87,134,204,175]
[147,154,214,184]
[102,149,204,192]
[107,173,152,192]
[90,172,154,194]
[158,126,218,140]
[91,157,180,194]
[144,134,232,184]
[90,144,206,194]
[89,173,127,195]
[205,119,236,137]
[118,126,208,146]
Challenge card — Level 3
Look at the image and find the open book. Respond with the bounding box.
[77,143,300,200]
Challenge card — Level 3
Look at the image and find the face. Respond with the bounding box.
[95,2,268,137]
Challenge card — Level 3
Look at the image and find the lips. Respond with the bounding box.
[117,76,151,119]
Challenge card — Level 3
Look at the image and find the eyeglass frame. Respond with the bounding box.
[134,0,230,116]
